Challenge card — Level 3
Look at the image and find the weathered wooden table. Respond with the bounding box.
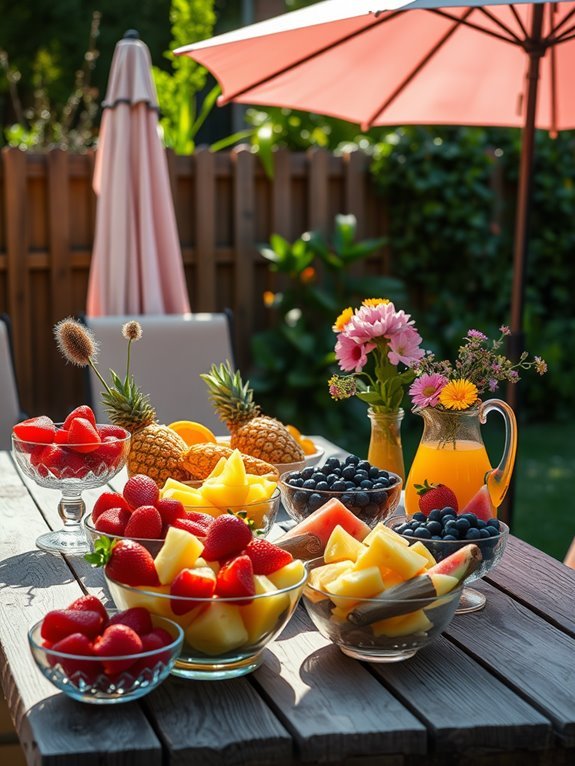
[1,437,575,766]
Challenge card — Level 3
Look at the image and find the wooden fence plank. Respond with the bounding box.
[233,146,256,368]
[193,148,217,312]
[307,147,330,233]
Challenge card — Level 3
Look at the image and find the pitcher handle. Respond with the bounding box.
[478,398,517,508]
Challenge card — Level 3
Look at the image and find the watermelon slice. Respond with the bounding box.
[279,498,371,548]
[460,484,495,522]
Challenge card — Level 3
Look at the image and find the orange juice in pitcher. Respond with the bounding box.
[404,400,517,517]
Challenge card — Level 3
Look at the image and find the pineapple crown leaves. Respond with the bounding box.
[85,535,117,568]
[200,361,261,424]
[101,370,157,426]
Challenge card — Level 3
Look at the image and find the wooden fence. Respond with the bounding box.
[0,146,389,419]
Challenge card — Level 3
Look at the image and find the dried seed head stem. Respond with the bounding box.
[122,320,142,381]
[53,317,111,393]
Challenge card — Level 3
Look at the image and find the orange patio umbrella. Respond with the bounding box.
[176,0,575,404]
[87,31,190,316]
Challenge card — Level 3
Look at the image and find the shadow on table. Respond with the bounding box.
[0,551,75,602]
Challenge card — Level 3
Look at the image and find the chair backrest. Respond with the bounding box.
[0,315,24,450]
[82,313,235,435]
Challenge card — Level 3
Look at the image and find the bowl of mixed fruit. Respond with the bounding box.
[279,455,402,526]
[88,516,307,680]
[29,595,183,704]
[302,522,477,662]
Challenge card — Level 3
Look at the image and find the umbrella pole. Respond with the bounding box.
[502,5,544,526]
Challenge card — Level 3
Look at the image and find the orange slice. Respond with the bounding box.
[168,420,217,446]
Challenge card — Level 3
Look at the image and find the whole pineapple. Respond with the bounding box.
[102,370,190,486]
[182,443,278,480]
[200,362,305,464]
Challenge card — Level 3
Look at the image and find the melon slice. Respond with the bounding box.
[279,498,370,548]
[460,483,496,522]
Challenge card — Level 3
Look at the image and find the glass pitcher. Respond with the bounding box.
[404,399,517,517]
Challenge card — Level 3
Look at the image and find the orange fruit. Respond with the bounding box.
[167,420,217,446]
[287,424,316,455]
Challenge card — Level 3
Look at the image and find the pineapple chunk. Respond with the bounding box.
[328,566,386,608]
[206,457,227,479]
[241,575,290,643]
[107,580,172,617]
[355,530,428,580]
[362,522,409,547]
[324,526,366,563]
[371,609,433,638]
[309,560,354,590]
[195,556,220,575]
[266,559,306,590]
[199,480,249,508]
[185,602,248,655]
[155,527,204,585]
[409,541,437,569]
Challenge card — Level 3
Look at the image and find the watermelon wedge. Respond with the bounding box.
[460,484,495,522]
[278,498,370,549]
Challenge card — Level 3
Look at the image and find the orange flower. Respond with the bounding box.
[438,379,478,410]
[263,291,276,308]
[300,266,316,284]
[332,307,353,333]
[362,298,390,308]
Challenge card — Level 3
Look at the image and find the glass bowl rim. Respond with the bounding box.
[12,424,131,449]
[28,611,184,661]
[178,486,281,507]
[278,469,403,493]
[384,513,509,543]
[106,566,308,603]
[303,556,464,604]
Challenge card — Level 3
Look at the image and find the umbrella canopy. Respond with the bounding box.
[176,0,574,360]
[87,31,190,316]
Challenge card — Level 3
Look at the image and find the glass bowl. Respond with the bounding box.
[384,513,509,613]
[303,557,463,662]
[105,563,308,680]
[179,486,281,535]
[12,426,130,555]
[279,470,402,526]
[84,513,166,557]
[28,612,183,704]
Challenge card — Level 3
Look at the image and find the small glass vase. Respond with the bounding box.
[367,407,405,481]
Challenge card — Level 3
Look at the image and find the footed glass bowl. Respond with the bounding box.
[303,557,463,662]
[106,563,308,680]
[28,612,183,704]
[384,513,509,613]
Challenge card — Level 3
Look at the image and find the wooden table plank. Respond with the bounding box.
[0,454,163,766]
[252,609,426,762]
[485,536,575,637]
[445,581,575,747]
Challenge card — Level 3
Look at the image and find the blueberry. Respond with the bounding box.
[343,480,354,490]
[301,467,314,480]
[444,519,458,531]
[414,526,432,539]
[368,466,380,479]
[302,479,316,490]
[377,469,390,480]
[289,477,304,487]
[320,463,332,475]
[360,479,373,489]
[308,493,325,512]
[345,455,360,465]
[403,529,415,537]
[413,512,427,522]
[441,506,457,517]
[372,491,387,504]
[326,456,342,469]
[455,518,471,533]
[479,528,490,538]
[426,520,442,536]
[292,491,309,512]
[353,470,369,483]
[357,460,371,472]
[485,525,499,537]
[477,519,486,529]
[442,534,458,541]
[354,491,370,507]
[460,513,478,527]
[341,493,355,506]
[374,478,390,488]
[315,481,329,491]
[342,465,356,481]
[428,509,442,522]
[332,480,347,491]
[363,503,380,520]
[394,524,409,534]
[487,518,500,530]
[431,535,443,540]
[465,527,481,540]
[326,474,338,486]
[312,472,325,483]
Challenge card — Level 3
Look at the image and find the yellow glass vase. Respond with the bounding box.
[367,407,405,482]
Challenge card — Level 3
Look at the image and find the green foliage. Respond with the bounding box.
[250,214,408,442]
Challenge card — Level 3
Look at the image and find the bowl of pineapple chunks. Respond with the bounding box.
[302,521,472,662]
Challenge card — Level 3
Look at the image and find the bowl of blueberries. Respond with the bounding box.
[279,455,402,526]
[384,508,509,613]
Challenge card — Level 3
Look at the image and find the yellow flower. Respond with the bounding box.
[263,291,276,308]
[333,307,353,332]
[439,379,478,410]
[362,298,390,308]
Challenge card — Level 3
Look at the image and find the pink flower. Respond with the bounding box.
[335,334,374,373]
[388,327,425,366]
[344,302,411,345]
[409,373,448,408]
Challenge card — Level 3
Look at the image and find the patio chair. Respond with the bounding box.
[82,312,235,435]
[0,314,26,450]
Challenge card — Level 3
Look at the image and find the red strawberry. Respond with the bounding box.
[123,474,160,509]
[88,437,126,472]
[171,517,211,537]
[67,594,109,624]
[215,555,255,602]
[86,537,160,587]
[243,538,293,575]
[63,405,97,430]
[201,515,253,562]
[155,497,186,526]
[92,491,131,523]
[41,445,89,479]
[124,506,163,539]
[93,624,143,674]
[97,424,129,440]
[128,629,173,677]
[415,480,459,516]
[170,567,216,614]
[29,445,50,477]
[54,428,69,445]
[41,609,104,643]
[13,415,56,444]
[50,633,101,683]
[66,417,101,453]
[94,507,130,536]
[109,607,153,636]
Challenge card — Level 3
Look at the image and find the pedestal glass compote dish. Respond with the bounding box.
[12,422,130,555]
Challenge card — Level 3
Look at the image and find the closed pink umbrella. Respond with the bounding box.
[87,31,190,316]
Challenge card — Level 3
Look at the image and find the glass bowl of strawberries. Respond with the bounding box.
[12,407,130,556]
[28,595,183,704]
[90,514,308,680]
